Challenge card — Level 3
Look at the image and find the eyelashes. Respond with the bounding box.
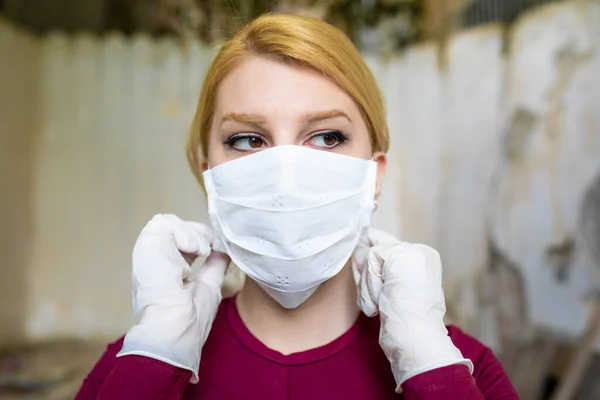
[308,130,349,148]
[223,134,265,151]
[223,130,350,152]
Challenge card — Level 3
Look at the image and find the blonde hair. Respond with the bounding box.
[186,13,389,185]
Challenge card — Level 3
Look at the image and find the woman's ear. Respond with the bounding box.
[201,160,209,173]
[372,151,387,201]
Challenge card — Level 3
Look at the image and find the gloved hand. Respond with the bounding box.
[117,214,230,383]
[352,228,400,292]
[354,229,473,391]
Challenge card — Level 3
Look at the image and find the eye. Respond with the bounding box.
[306,130,349,149]
[224,134,266,151]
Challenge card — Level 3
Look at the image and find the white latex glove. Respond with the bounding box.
[352,228,400,296]
[117,214,230,383]
[354,229,473,391]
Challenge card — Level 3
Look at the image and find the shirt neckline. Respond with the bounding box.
[225,296,370,366]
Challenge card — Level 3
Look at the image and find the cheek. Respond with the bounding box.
[342,129,373,159]
[206,134,228,168]
[207,152,231,168]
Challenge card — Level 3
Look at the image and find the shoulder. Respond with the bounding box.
[446,325,517,395]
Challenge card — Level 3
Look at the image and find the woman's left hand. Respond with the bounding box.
[354,229,473,392]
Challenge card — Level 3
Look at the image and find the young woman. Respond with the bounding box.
[75,14,518,400]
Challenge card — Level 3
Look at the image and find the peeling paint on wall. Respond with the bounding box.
[489,0,600,348]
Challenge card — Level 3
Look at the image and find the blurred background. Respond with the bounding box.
[0,0,599,399]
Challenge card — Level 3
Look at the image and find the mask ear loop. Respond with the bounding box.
[369,156,378,212]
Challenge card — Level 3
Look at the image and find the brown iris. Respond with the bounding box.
[249,137,264,148]
[322,133,338,147]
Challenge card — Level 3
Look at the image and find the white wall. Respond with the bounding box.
[28,34,215,339]
[0,19,38,346]
[489,1,600,344]
[0,1,599,347]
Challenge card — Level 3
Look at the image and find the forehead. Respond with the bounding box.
[215,55,361,118]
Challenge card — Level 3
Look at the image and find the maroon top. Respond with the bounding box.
[75,297,517,399]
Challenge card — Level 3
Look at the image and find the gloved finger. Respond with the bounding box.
[156,215,208,282]
[352,229,398,287]
[185,221,215,250]
[419,244,443,286]
[367,247,386,308]
[351,235,370,283]
[141,214,198,254]
[160,214,211,256]
[352,229,400,273]
[380,243,443,288]
[358,263,379,317]
[195,251,230,289]
[186,221,214,240]
[174,222,214,269]
[351,260,361,287]
[357,246,388,316]
[133,215,201,287]
[368,228,401,247]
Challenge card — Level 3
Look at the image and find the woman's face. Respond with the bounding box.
[205,55,386,197]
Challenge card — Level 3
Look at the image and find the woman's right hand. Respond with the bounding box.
[117,214,230,384]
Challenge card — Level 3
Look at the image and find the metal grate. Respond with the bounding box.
[459,0,562,28]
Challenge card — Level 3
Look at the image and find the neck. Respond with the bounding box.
[236,263,360,355]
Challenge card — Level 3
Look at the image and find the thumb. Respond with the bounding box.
[195,251,230,290]
[351,235,370,284]
[368,228,401,247]
[357,245,387,317]
[358,265,379,317]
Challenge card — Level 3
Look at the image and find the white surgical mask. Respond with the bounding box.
[203,145,378,308]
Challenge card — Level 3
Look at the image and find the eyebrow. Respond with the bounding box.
[220,109,352,129]
[305,109,352,125]
[221,112,267,130]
